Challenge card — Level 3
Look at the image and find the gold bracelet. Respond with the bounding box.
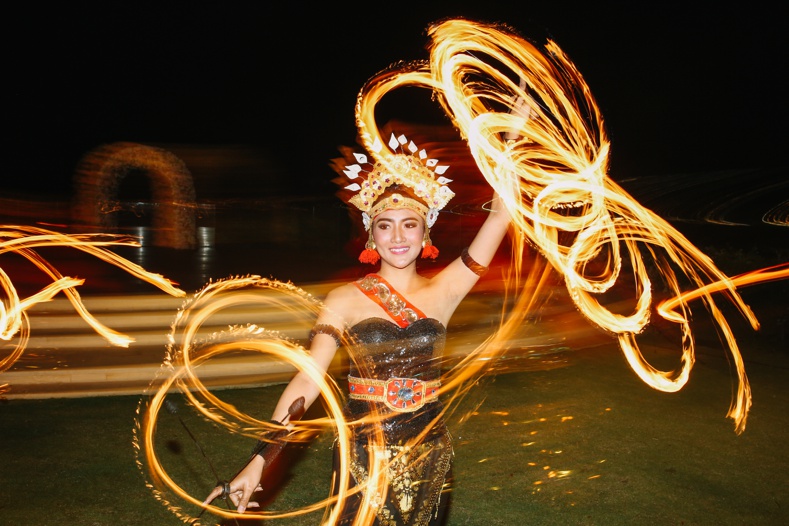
[461,247,489,277]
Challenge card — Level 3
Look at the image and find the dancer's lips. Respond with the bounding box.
[389,246,410,255]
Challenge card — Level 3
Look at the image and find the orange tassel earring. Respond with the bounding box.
[421,244,439,259]
[359,234,380,264]
[421,229,439,259]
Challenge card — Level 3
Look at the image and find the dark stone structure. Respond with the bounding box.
[72,142,197,249]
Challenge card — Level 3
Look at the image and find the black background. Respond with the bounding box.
[5,2,786,198]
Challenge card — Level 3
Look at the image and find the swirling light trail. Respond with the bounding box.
[136,276,377,524]
[422,18,786,433]
[1,225,184,393]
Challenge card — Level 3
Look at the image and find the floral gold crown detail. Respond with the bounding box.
[342,133,455,229]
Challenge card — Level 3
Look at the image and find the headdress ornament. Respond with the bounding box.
[339,133,454,264]
[342,133,455,229]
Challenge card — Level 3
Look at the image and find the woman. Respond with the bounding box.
[203,134,512,524]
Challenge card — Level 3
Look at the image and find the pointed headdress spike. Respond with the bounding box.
[337,132,456,221]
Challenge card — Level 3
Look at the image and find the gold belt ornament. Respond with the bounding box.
[348,375,440,412]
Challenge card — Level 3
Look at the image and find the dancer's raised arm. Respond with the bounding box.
[433,192,512,317]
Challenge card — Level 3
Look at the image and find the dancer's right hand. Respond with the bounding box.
[202,454,266,513]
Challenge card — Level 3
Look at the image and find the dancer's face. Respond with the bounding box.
[372,208,425,268]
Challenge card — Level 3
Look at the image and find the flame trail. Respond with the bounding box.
[423,19,786,433]
[355,18,786,433]
[136,276,364,524]
[1,225,184,393]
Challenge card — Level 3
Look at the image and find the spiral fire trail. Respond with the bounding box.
[356,18,786,433]
[427,19,783,434]
[136,276,370,524]
[0,225,184,394]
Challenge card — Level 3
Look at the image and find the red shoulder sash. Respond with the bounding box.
[353,274,426,328]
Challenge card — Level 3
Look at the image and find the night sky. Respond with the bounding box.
[6,3,786,199]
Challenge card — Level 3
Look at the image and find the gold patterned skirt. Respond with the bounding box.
[332,429,453,525]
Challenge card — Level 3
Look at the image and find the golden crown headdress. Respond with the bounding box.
[342,133,455,229]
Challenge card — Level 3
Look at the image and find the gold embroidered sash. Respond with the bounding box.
[354,274,426,328]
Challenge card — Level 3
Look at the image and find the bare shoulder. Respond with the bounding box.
[319,281,360,326]
[324,282,359,305]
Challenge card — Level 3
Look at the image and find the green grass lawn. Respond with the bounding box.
[2,331,787,525]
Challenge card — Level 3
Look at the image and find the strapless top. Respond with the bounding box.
[345,317,447,442]
[348,317,446,380]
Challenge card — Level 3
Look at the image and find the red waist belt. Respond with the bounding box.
[348,375,441,413]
